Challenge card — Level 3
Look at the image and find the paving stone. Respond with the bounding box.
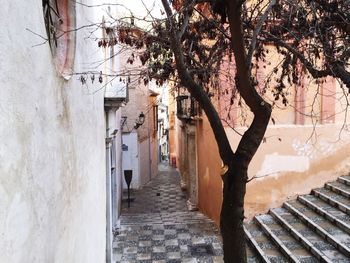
[167,251,182,259]
[164,229,176,235]
[165,239,179,246]
[123,247,137,254]
[152,235,165,241]
[138,246,153,254]
[212,256,224,263]
[113,253,122,262]
[152,246,166,253]
[178,233,191,239]
[180,245,189,252]
[192,237,206,245]
[114,164,226,263]
[136,253,152,260]
[138,241,152,247]
[183,258,198,263]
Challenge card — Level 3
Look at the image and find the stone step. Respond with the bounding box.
[270,207,347,262]
[307,193,350,220]
[312,188,350,215]
[244,225,271,263]
[255,214,314,262]
[338,176,350,187]
[246,240,264,263]
[244,221,289,262]
[325,182,350,198]
[298,195,350,235]
[284,201,350,258]
[340,174,350,180]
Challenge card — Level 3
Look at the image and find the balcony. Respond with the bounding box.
[104,80,129,108]
[176,95,201,121]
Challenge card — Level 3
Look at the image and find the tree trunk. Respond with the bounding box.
[220,2,272,262]
[160,1,271,262]
[220,159,248,263]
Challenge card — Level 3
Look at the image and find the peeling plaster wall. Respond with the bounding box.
[195,115,350,224]
[0,1,106,262]
[226,125,350,219]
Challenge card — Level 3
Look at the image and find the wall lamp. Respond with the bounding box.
[134,112,145,129]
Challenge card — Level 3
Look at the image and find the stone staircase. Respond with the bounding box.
[245,175,350,262]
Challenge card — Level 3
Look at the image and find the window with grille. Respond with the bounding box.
[42,0,76,78]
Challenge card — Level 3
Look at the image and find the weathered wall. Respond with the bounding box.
[0,1,107,262]
[196,117,222,225]
[194,46,350,223]
[139,138,152,186]
[240,125,350,219]
[173,103,350,224]
[120,51,159,188]
[195,119,350,224]
[168,90,177,166]
[149,95,160,179]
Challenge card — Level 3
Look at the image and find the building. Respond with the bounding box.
[105,23,160,191]
[0,1,128,262]
[171,50,350,224]
[120,83,159,190]
[157,86,170,163]
[244,174,350,261]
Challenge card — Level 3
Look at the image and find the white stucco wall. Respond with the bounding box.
[0,1,108,262]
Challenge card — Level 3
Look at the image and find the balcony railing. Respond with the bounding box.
[176,95,200,120]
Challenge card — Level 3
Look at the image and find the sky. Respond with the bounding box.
[115,0,165,25]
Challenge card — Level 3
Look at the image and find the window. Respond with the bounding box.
[42,0,76,78]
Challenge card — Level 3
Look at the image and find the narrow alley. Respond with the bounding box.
[113,164,224,263]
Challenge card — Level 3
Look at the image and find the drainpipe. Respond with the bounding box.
[107,109,118,225]
[148,108,152,182]
[105,110,113,263]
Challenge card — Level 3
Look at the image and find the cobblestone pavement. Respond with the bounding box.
[113,164,224,263]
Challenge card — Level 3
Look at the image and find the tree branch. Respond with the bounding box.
[265,32,331,78]
[161,0,234,164]
[225,0,271,169]
[246,0,276,70]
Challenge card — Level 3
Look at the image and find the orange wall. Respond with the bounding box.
[195,120,350,223]
[169,51,350,225]
[168,87,177,166]
[196,116,222,225]
[187,75,348,224]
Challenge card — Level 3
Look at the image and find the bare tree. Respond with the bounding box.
[116,0,271,261]
[34,0,349,261]
[258,0,350,91]
[94,0,348,262]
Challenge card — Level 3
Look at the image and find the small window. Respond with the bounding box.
[42,0,76,78]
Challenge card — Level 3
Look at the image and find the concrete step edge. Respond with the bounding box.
[255,216,301,263]
[312,189,350,215]
[244,225,272,263]
[338,176,350,186]
[269,208,332,263]
[298,195,350,235]
[325,183,350,198]
[284,201,350,258]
